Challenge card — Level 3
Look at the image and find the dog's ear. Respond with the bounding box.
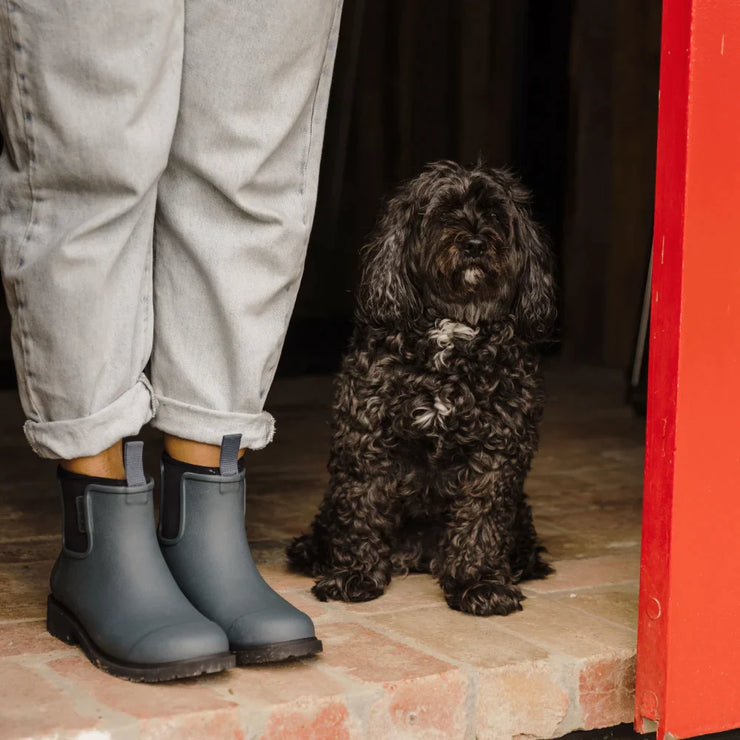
[508,183,557,342]
[356,189,422,326]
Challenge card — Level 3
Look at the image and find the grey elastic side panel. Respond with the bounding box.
[219,434,242,476]
[124,441,146,487]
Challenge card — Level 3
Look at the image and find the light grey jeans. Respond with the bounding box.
[0,0,342,459]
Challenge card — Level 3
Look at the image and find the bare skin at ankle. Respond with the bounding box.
[60,436,245,478]
[164,435,245,468]
[61,440,125,479]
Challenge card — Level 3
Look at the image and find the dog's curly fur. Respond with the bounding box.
[287,160,556,616]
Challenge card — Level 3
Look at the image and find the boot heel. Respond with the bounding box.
[46,596,79,646]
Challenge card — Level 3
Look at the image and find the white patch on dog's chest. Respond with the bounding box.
[429,318,479,346]
[427,318,479,370]
[407,320,482,430]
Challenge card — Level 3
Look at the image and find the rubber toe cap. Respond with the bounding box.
[226,603,316,649]
[128,619,230,664]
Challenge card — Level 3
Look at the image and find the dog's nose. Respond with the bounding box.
[464,237,486,258]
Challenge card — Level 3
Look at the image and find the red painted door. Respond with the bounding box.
[636,1,740,738]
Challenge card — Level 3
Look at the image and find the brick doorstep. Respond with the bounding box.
[0,553,639,739]
[0,597,636,740]
[362,592,637,740]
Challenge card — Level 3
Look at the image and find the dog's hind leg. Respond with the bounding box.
[286,530,324,576]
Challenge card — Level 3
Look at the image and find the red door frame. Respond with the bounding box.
[636,1,740,738]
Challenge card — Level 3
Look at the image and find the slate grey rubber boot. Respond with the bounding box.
[159,434,322,664]
[47,441,235,682]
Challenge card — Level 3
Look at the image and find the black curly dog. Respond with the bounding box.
[287,160,556,616]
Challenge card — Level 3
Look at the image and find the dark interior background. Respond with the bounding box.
[0,0,662,390]
[279,0,661,382]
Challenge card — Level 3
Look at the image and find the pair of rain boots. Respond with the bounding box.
[47,435,321,682]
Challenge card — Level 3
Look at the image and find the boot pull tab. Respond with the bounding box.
[219,434,242,476]
[124,441,147,487]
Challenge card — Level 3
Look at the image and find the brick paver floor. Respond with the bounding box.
[0,362,645,739]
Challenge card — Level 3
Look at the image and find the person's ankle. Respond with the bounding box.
[163,435,244,468]
[60,440,125,479]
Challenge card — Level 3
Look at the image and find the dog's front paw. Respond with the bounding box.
[444,581,524,616]
[312,570,388,603]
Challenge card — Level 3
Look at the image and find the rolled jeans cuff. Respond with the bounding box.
[23,376,157,460]
[150,394,276,450]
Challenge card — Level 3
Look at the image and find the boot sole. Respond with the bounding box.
[234,637,323,665]
[47,595,235,682]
